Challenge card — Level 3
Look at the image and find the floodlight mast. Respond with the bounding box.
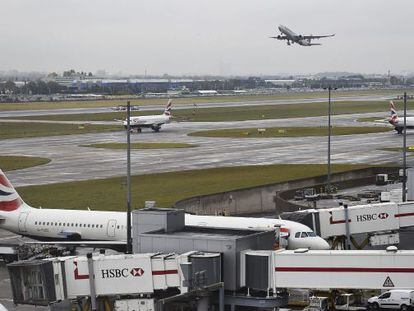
[126,101,132,254]
[403,92,407,202]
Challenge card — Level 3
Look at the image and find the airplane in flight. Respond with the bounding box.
[270,25,335,46]
[0,168,329,250]
[389,101,414,134]
[123,99,172,132]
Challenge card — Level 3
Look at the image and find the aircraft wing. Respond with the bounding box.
[269,35,288,40]
[303,34,335,40]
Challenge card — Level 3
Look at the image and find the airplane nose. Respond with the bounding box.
[316,238,331,250]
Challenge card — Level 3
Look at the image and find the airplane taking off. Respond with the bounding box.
[123,99,172,132]
[270,25,335,46]
[0,168,329,250]
[389,101,414,134]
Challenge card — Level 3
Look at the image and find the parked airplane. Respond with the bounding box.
[123,99,172,132]
[185,214,330,250]
[389,101,414,134]
[0,169,329,250]
[270,25,335,46]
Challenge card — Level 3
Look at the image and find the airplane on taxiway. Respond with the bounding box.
[0,168,329,250]
[123,99,172,132]
[270,25,335,46]
[389,101,414,134]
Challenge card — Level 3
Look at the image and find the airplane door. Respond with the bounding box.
[18,212,29,232]
[107,219,117,237]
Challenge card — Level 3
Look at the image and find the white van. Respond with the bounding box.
[368,290,414,311]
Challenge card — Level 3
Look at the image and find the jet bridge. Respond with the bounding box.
[241,248,414,292]
[282,202,414,249]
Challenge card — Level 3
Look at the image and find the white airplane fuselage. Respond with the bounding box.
[126,114,171,127]
[0,169,329,250]
[278,25,312,46]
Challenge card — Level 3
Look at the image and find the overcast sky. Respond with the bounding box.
[1,0,413,76]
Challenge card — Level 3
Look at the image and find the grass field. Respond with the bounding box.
[5,100,406,123]
[0,89,410,111]
[0,156,51,171]
[82,142,198,149]
[188,126,391,138]
[15,164,371,211]
[356,116,387,123]
[0,122,121,139]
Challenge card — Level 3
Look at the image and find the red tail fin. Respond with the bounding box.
[0,169,24,211]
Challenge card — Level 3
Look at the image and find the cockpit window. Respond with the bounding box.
[307,232,317,237]
[301,232,308,238]
[295,232,301,238]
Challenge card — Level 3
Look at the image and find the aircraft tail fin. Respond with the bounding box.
[389,101,398,125]
[0,169,26,212]
[164,99,173,116]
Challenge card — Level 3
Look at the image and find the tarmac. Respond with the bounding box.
[1,111,412,187]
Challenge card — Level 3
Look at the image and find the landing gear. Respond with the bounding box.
[287,40,291,46]
[151,126,161,132]
[396,127,404,134]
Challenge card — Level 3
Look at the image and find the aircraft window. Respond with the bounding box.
[71,223,74,226]
[46,222,49,225]
[87,224,90,228]
[42,222,45,225]
[301,232,308,238]
[83,224,86,227]
[59,223,61,226]
[295,232,301,238]
[307,232,317,237]
[55,222,57,226]
[75,224,78,227]
[34,221,37,225]
[100,225,103,228]
[117,225,120,229]
[92,224,95,228]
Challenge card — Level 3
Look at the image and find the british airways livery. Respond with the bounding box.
[124,99,172,132]
[0,168,329,250]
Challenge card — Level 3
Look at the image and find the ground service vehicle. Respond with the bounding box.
[368,290,414,311]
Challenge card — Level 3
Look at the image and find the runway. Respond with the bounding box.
[1,110,410,187]
[0,94,392,118]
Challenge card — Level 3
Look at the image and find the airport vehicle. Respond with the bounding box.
[0,169,329,250]
[367,290,414,311]
[304,296,329,311]
[123,99,172,132]
[335,293,366,311]
[389,101,414,134]
[270,25,335,46]
[111,105,139,111]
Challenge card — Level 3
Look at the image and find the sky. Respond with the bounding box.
[1,0,413,76]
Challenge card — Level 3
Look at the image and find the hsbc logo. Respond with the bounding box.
[378,213,389,219]
[101,267,145,279]
[130,268,144,277]
[356,212,389,222]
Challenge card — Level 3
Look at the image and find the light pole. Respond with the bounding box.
[126,101,132,254]
[403,92,407,202]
